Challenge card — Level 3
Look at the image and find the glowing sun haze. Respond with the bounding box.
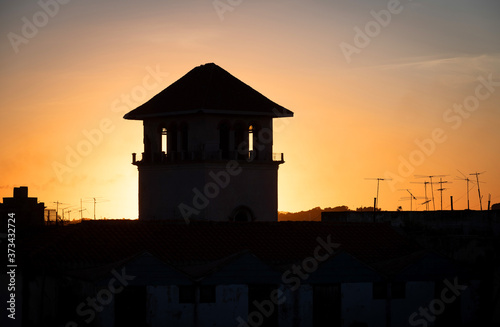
[1,0,499,219]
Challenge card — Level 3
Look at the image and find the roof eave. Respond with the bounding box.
[124,108,294,120]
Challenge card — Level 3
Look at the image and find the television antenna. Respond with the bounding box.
[62,207,77,221]
[365,177,392,211]
[469,171,486,210]
[77,208,89,220]
[83,197,109,220]
[455,170,475,210]
[414,175,448,211]
[78,198,90,220]
[52,201,69,225]
[436,178,452,210]
[410,181,430,211]
[398,189,418,211]
[421,199,431,209]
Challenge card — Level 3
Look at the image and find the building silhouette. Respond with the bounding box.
[124,63,293,222]
[1,186,44,229]
[7,65,497,327]
[19,220,476,327]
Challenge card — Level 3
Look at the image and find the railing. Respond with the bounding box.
[132,151,284,165]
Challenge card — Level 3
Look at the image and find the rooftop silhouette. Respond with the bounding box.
[124,63,293,120]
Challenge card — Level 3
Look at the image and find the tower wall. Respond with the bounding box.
[138,162,279,221]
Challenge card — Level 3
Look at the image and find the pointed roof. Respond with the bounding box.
[124,63,294,120]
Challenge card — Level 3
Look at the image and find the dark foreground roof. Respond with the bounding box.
[124,63,294,119]
[20,221,418,273]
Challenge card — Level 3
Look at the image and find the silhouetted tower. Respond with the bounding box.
[124,63,293,222]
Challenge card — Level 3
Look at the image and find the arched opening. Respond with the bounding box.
[234,122,246,160]
[249,123,261,160]
[180,122,188,153]
[168,123,178,154]
[231,206,254,222]
[219,121,230,159]
[161,127,168,153]
[248,125,254,152]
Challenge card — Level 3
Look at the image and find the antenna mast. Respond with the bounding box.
[52,201,69,226]
[365,177,392,211]
[410,181,430,211]
[470,171,486,210]
[83,197,109,220]
[436,178,451,210]
[415,175,447,211]
[399,189,418,211]
[456,170,474,210]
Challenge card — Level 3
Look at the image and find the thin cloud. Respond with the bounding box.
[374,53,500,73]
[362,53,500,88]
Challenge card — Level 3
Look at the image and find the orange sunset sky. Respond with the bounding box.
[1,0,499,219]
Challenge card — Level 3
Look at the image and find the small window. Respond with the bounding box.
[392,282,406,299]
[248,285,279,327]
[161,127,168,153]
[179,285,196,303]
[248,125,254,151]
[115,286,147,326]
[199,285,216,303]
[372,282,387,299]
[313,284,341,327]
